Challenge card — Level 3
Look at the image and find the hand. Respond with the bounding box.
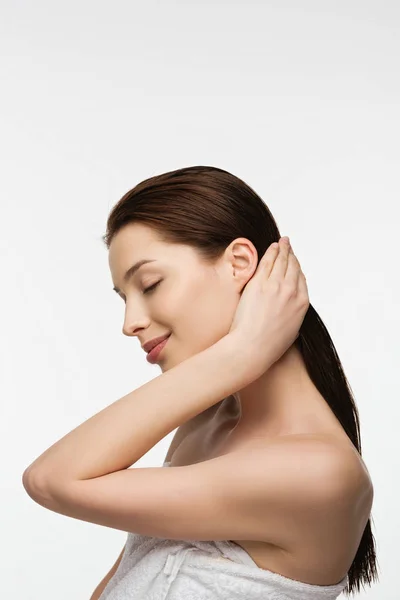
[228,237,309,380]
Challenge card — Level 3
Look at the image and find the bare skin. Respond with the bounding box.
[109,223,373,585]
[164,390,373,585]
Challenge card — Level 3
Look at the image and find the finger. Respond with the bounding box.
[269,237,290,281]
[297,269,309,305]
[287,247,309,303]
[261,242,280,278]
[285,247,302,287]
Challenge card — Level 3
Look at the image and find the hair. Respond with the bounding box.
[102,165,378,595]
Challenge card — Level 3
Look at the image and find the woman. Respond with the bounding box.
[23,166,377,599]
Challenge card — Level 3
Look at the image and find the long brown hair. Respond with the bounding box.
[102,165,378,595]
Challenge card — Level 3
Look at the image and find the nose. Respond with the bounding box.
[123,322,150,338]
[122,308,150,338]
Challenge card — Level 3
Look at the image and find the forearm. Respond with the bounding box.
[25,333,254,485]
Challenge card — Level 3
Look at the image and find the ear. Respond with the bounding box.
[228,238,259,292]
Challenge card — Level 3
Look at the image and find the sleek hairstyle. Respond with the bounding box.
[102,165,378,595]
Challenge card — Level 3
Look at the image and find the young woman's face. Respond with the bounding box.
[108,222,240,370]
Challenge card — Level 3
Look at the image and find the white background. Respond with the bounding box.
[1,1,398,598]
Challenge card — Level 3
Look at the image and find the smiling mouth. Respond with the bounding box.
[146,334,171,362]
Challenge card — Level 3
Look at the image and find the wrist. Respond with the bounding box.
[223,332,274,385]
[219,333,261,389]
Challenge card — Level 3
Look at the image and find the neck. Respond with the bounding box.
[231,345,337,439]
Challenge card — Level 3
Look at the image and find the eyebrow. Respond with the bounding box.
[113,259,157,294]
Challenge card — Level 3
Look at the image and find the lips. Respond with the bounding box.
[142,333,171,354]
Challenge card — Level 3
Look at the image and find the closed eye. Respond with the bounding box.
[143,280,162,295]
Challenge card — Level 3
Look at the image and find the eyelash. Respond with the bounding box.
[143,280,162,295]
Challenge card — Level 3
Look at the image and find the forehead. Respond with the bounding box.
[108,222,164,266]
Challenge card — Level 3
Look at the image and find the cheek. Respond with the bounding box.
[175,280,237,348]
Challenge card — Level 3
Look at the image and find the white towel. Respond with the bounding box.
[99,461,348,599]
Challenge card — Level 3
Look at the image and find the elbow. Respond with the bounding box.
[22,467,54,507]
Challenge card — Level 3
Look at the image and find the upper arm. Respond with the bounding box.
[31,440,353,550]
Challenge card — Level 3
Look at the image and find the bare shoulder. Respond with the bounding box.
[247,432,373,498]
[248,433,374,557]
[229,433,362,486]
[297,432,373,494]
